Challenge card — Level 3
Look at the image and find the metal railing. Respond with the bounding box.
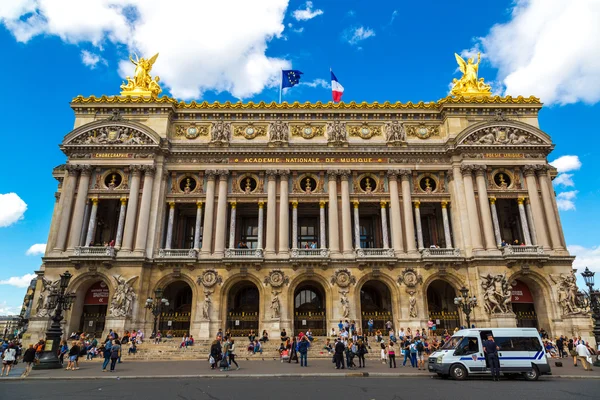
[290,248,330,258]
[74,246,116,257]
[502,245,544,255]
[224,248,264,258]
[158,249,198,258]
[356,248,395,258]
[421,248,461,257]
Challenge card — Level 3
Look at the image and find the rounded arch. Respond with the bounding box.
[65,272,114,339]
[222,275,263,337]
[291,279,328,336]
[62,119,162,146]
[354,273,399,331]
[506,270,555,334]
[424,275,463,331]
[151,273,198,336]
[454,119,552,147]
[287,273,333,329]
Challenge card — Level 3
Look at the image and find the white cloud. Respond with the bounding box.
[26,243,47,256]
[569,244,600,275]
[0,273,37,289]
[553,173,574,187]
[293,1,323,21]
[0,0,291,99]
[0,302,21,316]
[473,0,600,105]
[0,193,27,227]
[389,10,398,24]
[80,50,104,69]
[300,78,329,89]
[345,26,376,46]
[556,190,578,211]
[550,155,582,173]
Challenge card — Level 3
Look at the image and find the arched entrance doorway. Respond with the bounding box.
[511,279,538,328]
[226,281,259,336]
[294,281,326,336]
[427,280,460,331]
[79,281,109,338]
[159,281,193,337]
[360,280,392,333]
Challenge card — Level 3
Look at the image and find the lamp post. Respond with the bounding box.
[454,286,478,329]
[34,271,76,369]
[580,267,600,366]
[145,288,169,337]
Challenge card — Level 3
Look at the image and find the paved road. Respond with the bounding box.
[1,377,598,400]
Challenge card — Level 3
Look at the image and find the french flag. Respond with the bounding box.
[331,70,344,103]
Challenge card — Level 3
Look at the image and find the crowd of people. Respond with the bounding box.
[536,328,597,371]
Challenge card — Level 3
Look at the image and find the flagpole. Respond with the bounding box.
[279,70,283,104]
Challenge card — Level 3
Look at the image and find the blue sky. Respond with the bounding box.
[0,0,599,314]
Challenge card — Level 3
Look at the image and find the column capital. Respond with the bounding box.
[291,200,298,208]
[398,169,412,179]
[266,170,278,180]
[353,200,359,208]
[380,200,388,208]
[66,164,79,176]
[535,164,551,175]
[196,200,203,209]
[413,200,420,208]
[217,169,229,179]
[91,197,99,206]
[129,165,142,175]
[517,197,525,205]
[474,165,488,176]
[204,169,218,179]
[326,170,338,179]
[168,201,176,209]
[278,169,290,178]
[80,165,93,176]
[319,200,327,208]
[338,169,351,180]
[386,169,399,179]
[258,201,265,208]
[460,164,476,176]
[230,200,237,209]
[141,165,156,177]
[522,165,537,177]
[446,169,454,181]
[120,197,128,206]
[441,200,448,208]
[489,196,496,205]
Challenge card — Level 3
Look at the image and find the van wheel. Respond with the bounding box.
[450,364,468,380]
[523,365,540,381]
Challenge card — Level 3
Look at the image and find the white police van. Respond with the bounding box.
[428,328,550,381]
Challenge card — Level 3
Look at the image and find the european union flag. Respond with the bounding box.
[282,70,303,88]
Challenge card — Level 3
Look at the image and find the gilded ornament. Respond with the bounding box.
[349,124,381,139]
[120,53,162,97]
[406,123,440,139]
[234,124,267,140]
[450,52,492,97]
[331,269,356,288]
[462,126,544,146]
[264,269,289,288]
[291,124,325,139]
[397,268,423,288]
[197,269,223,288]
[175,124,209,139]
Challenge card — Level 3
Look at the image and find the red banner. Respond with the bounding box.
[84,281,110,305]
[511,280,534,303]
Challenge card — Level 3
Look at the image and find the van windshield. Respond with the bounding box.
[441,336,463,350]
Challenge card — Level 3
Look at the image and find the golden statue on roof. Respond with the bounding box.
[450,52,492,97]
[120,53,162,97]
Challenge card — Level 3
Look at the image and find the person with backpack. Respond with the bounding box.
[21,344,36,377]
[288,336,298,364]
[109,340,121,372]
[409,340,418,368]
[367,319,374,336]
[101,340,112,372]
[66,341,79,371]
[229,339,240,370]
[1,343,17,376]
[416,338,425,370]
[356,339,367,368]
[297,336,310,367]
[345,339,356,369]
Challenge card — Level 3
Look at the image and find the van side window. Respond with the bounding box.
[494,337,542,352]
[454,337,479,356]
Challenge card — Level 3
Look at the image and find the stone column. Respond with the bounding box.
[441,201,453,248]
[327,171,340,256]
[517,197,532,245]
[523,166,550,250]
[213,171,229,257]
[387,170,404,254]
[475,166,497,250]
[525,198,538,245]
[413,201,424,250]
[121,166,141,252]
[67,166,91,250]
[201,171,217,256]
[134,166,156,254]
[228,201,237,249]
[399,170,417,253]
[489,197,502,247]
[537,167,564,250]
[53,165,78,251]
[278,171,290,255]
[291,200,298,250]
[114,197,127,249]
[353,200,360,249]
[257,201,265,250]
[84,198,99,246]
[79,200,91,247]
[165,201,176,250]
[193,201,203,250]
[340,170,353,255]
[265,170,277,256]
[319,200,327,249]
[449,167,470,251]
[380,201,390,249]
[461,165,484,251]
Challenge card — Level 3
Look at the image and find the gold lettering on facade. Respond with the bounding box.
[232,156,386,164]
[484,153,524,159]
[92,153,134,158]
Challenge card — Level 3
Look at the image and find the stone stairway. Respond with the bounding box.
[119,337,384,361]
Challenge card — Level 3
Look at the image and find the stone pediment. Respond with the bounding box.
[63,121,160,147]
[457,122,551,147]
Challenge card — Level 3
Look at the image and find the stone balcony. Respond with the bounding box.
[224,248,264,258]
[73,246,116,257]
[355,248,395,259]
[290,248,330,259]
[501,245,544,255]
[421,248,462,257]
[157,249,198,258]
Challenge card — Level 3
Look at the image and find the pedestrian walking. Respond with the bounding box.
[109,340,121,372]
[1,344,16,376]
[209,340,221,370]
[66,341,79,371]
[356,339,367,368]
[101,342,112,372]
[576,341,594,371]
[21,344,36,377]
[229,339,240,370]
[58,340,68,366]
[388,341,396,368]
[483,334,501,381]
[288,337,298,364]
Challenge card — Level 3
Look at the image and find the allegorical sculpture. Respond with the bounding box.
[120,53,162,97]
[202,290,213,320]
[35,277,59,318]
[450,52,492,97]
[339,290,350,318]
[109,275,138,317]
[326,121,348,145]
[551,271,587,316]
[270,290,281,319]
[268,120,289,144]
[408,291,418,318]
[384,120,407,145]
[480,274,512,314]
[210,120,231,145]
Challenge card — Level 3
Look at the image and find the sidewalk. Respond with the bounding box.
[5,357,599,380]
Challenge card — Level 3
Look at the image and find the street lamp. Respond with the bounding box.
[454,286,478,329]
[580,267,600,367]
[145,288,169,337]
[34,271,76,369]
